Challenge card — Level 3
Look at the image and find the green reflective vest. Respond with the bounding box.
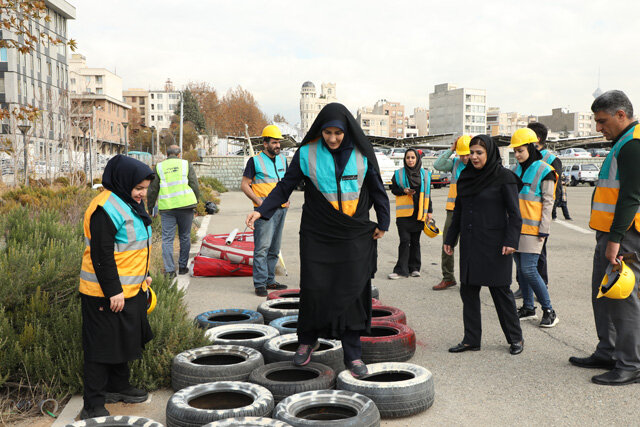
[156,158,197,210]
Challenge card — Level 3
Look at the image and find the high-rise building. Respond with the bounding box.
[537,108,596,137]
[299,81,337,135]
[0,1,76,158]
[149,79,180,132]
[372,100,405,138]
[428,83,486,136]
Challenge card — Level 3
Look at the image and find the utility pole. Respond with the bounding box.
[179,92,184,154]
[89,106,95,185]
[151,126,156,162]
[122,122,129,155]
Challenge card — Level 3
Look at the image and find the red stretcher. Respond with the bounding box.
[190,230,255,277]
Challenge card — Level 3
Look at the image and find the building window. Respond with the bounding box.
[48,62,52,76]
[0,48,7,62]
[150,94,154,99]
[96,76,103,84]
[96,88,103,94]
[158,115,163,121]
[0,77,4,94]
[157,94,163,99]
[139,98,145,105]
[157,104,163,111]
[151,115,155,121]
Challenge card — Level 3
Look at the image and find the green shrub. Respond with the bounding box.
[199,176,227,193]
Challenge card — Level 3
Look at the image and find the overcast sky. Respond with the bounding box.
[68,0,640,126]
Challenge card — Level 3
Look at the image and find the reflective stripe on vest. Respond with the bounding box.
[299,139,368,217]
[515,160,555,236]
[445,158,467,211]
[394,168,431,221]
[589,124,640,232]
[79,191,152,298]
[251,151,287,207]
[540,149,557,165]
[156,158,197,210]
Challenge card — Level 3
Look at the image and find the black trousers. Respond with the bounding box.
[537,237,548,285]
[83,360,130,409]
[393,220,422,276]
[460,284,523,346]
[298,329,362,363]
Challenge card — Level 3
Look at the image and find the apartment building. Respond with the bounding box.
[299,81,337,135]
[428,83,486,136]
[356,106,389,137]
[148,79,180,131]
[123,88,149,126]
[538,108,596,137]
[372,100,405,138]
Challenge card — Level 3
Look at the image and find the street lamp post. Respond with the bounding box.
[122,122,129,156]
[150,126,156,162]
[17,124,31,186]
[79,122,90,184]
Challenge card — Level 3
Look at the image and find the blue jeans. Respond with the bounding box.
[253,207,287,288]
[514,252,552,310]
[160,209,194,273]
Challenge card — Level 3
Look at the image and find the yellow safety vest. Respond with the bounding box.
[251,151,288,208]
[445,158,467,211]
[515,160,556,236]
[394,167,431,221]
[156,158,197,210]
[79,190,152,298]
[590,124,640,233]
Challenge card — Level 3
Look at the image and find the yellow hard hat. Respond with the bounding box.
[509,128,538,148]
[455,135,471,156]
[261,125,284,140]
[423,218,440,238]
[146,287,157,314]
[597,260,636,299]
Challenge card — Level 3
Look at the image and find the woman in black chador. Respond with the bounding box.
[443,135,524,355]
[246,103,390,378]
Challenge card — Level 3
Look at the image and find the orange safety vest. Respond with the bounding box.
[589,124,640,233]
[79,190,151,298]
[514,160,556,236]
[445,158,467,211]
[394,167,431,221]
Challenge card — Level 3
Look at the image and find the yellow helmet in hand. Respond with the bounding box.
[423,218,440,238]
[146,287,157,314]
[598,260,635,299]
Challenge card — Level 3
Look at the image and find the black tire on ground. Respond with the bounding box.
[205,324,280,351]
[262,334,345,372]
[371,305,407,325]
[267,289,301,300]
[273,390,380,427]
[371,285,379,299]
[360,321,416,363]
[336,362,434,418]
[204,418,292,426]
[171,345,264,391]
[589,181,595,186]
[166,381,274,427]
[257,298,300,324]
[269,315,298,335]
[195,309,264,329]
[248,361,336,403]
[66,416,163,427]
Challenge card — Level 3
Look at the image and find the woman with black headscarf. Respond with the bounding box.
[78,155,155,419]
[509,128,559,328]
[246,103,390,378]
[388,148,433,279]
[443,135,525,355]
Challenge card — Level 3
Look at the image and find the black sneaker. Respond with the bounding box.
[254,286,268,297]
[540,308,559,328]
[293,342,319,366]
[80,405,110,419]
[513,288,522,299]
[347,359,368,379]
[267,281,287,290]
[517,306,537,320]
[178,267,189,275]
[105,386,148,403]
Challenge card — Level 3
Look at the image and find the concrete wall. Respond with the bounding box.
[193,155,246,190]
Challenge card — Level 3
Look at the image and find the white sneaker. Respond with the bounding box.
[388,273,402,280]
[410,271,421,277]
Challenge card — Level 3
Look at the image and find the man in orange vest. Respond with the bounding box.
[569,90,640,386]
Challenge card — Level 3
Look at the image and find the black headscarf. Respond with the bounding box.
[301,103,379,174]
[403,148,423,188]
[102,155,155,226]
[457,135,522,198]
[517,143,543,176]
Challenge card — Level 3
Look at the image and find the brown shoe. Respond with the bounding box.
[433,280,457,290]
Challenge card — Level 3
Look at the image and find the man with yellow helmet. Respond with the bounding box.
[569,90,640,386]
[241,124,290,296]
[432,135,471,290]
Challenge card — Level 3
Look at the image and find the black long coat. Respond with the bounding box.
[444,183,522,287]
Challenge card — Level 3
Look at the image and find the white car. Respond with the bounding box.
[564,163,599,186]
[559,148,591,158]
[375,152,396,186]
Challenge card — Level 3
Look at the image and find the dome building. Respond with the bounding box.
[299,81,337,135]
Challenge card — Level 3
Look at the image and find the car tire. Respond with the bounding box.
[336,362,434,419]
[267,289,301,301]
[66,416,163,427]
[589,181,595,186]
[195,309,264,329]
[257,298,300,324]
[371,305,407,325]
[361,321,416,363]
[248,361,336,403]
[273,390,380,427]
[166,381,274,427]
[269,315,299,335]
[205,324,280,351]
[171,345,264,391]
[263,333,345,372]
[203,418,292,426]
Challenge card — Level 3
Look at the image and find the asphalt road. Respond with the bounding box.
[70,185,634,427]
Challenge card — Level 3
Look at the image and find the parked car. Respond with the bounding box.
[559,147,591,158]
[388,148,407,159]
[375,151,396,187]
[431,171,451,189]
[587,148,609,157]
[565,163,599,186]
[373,146,392,156]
